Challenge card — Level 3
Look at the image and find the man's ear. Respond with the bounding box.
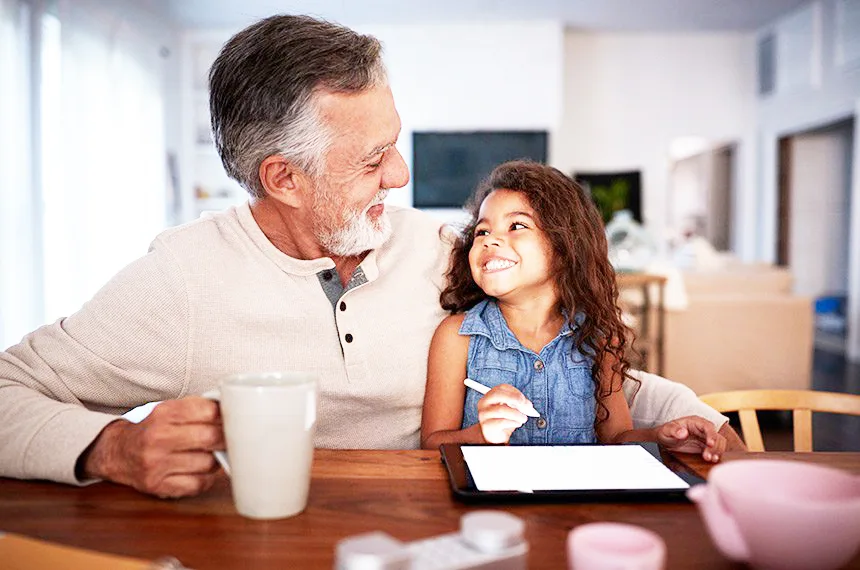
[259,155,312,207]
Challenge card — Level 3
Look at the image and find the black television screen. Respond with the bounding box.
[412,131,548,208]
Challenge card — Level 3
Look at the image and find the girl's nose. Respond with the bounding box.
[484,233,504,247]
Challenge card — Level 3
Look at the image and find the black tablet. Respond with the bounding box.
[440,442,704,502]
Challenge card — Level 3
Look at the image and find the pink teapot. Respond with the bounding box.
[687,459,860,570]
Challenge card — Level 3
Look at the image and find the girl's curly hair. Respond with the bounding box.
[439,160,637,425]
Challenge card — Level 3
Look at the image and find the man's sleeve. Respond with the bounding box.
[624,369,729,430]
[0,243,189,484]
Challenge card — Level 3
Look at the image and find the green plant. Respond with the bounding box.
[590,178,630,224]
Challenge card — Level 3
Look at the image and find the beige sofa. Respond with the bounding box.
[663,264,814,395]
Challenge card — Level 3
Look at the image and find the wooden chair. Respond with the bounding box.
[699,389,860,452]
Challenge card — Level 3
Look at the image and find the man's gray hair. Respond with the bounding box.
[209,15,388,199]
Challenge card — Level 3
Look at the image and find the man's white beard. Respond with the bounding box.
[315,189,392,257]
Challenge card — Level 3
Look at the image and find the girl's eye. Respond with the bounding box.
[474,229,489,237]
[510,221,528,231]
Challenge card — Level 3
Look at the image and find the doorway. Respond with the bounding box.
[668,138,736,251]
[777,118,855,355]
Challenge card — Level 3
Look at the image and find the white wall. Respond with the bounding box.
[555,31,757,258]
[357,22,564,221]
[758,0,860,262]
[0,0,40,349]
[39,0,180,323]
[0,0,180,349]
[669,144,734,250]
[671,153,710,236]
[851,99,860,362]
[708,145,734,251]
[757,0,860,360]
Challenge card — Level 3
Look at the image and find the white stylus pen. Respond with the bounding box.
[463,378,541,418]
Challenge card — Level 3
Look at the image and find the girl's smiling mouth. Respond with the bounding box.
[481,257,518,272]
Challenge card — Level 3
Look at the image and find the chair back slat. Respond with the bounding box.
[700,389,860,452]
[793,409,813,452]
[738,409,765,451]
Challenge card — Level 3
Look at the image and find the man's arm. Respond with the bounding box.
[0,244,220,488]
[624,370,746,451]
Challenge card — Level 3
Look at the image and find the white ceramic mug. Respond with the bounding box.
[204,372,317,520]
[567,522,666,570]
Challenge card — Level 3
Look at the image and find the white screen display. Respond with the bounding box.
[461,445,690,492]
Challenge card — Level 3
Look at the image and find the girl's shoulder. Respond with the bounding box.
[436,312,467,336]
[431,313,471,358]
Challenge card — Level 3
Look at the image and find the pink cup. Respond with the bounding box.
[687,459,860,570]
[567,522,666,570]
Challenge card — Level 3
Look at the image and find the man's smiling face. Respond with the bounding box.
[309,85,409,257]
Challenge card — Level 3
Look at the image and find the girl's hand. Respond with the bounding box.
[476,384,533,444]
[654,415,727,463]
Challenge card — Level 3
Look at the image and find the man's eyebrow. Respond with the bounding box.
[361,142,394,162]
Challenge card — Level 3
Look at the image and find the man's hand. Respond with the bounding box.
[718,422,747,451]
[477,384,531,444]
[80,397,224,498]
[654,415,727,463]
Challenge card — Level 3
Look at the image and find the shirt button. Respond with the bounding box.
[322,271,333,281]
[345,333,353,343]
[340,301,346,311]
[534,360,544,371]
[536,418,547,429]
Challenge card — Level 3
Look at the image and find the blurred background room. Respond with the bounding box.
[1,0,858,448]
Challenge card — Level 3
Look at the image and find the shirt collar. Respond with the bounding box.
[459,298,584,352]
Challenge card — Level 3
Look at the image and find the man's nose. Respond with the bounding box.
[381,146,409,190]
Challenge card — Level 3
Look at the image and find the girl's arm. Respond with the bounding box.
[593,351,635,444]
[420,314,530,448]
[420,314,485,448]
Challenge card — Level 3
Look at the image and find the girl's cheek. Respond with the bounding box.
[472,252,487,277]
[468,245,479,264]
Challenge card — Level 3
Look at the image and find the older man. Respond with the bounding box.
[0,15,740,499]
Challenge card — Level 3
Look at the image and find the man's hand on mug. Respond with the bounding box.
[80,397,224,498]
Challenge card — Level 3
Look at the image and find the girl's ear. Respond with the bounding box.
[258,155,313,208]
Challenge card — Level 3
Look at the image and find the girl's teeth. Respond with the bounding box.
[485,259,515,271]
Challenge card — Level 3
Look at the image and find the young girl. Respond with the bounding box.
[421,160,725,461]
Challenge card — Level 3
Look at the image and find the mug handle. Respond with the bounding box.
[201,390,231,476]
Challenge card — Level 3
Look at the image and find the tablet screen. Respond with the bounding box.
[460,445,690,492]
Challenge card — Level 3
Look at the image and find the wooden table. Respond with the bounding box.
[2,450,859,569]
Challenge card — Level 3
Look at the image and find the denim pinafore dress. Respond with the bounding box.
[459,299,597,445]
